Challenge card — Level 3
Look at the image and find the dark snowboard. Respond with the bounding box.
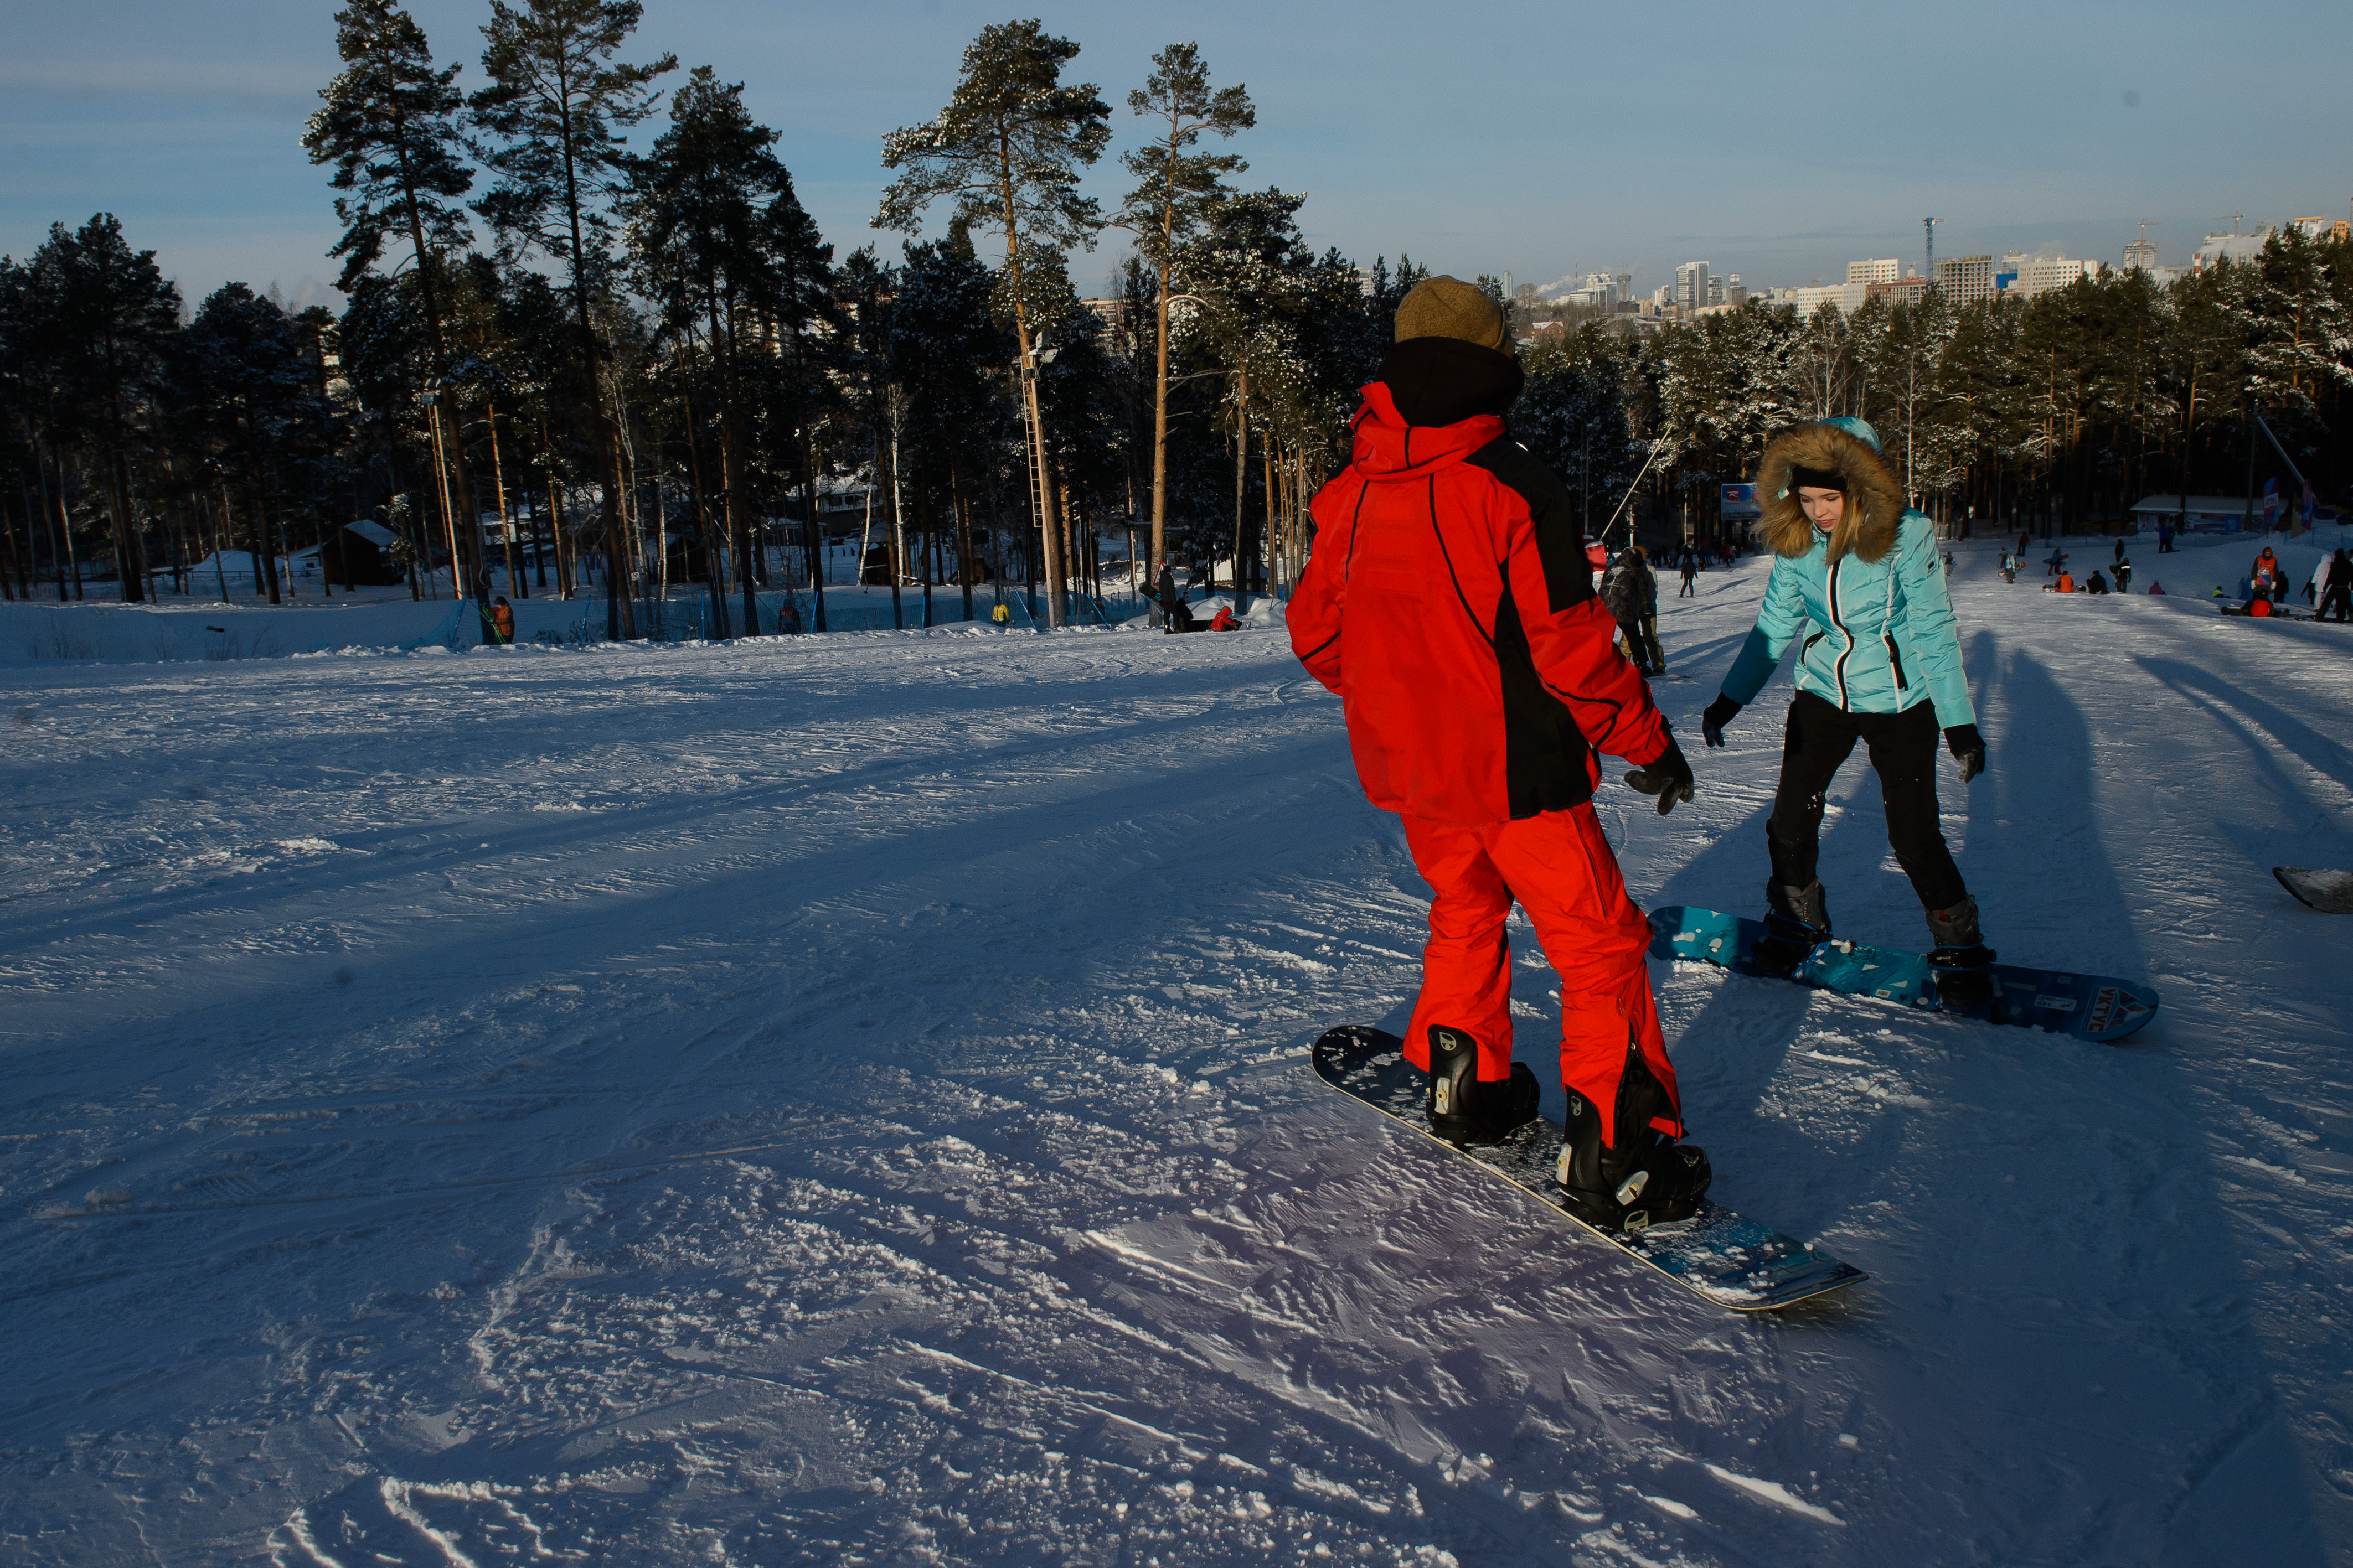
[1649,905,2160,1043]
[1310,1026,1866,1313]
[2275,866,2353,914]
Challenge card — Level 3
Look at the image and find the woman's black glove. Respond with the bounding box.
[1625,737,1696,816]
[1944,723,1986,783]
[1701,695,1742,748]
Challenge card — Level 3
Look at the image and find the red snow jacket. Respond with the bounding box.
[1289,341,1670,828]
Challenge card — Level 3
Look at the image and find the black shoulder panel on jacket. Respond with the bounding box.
[1491,577,1596,819]
[1467,438,1591,615]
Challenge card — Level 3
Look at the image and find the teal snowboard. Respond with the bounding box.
[1649,905,2160,1043]
[1312,1027,1866,1313]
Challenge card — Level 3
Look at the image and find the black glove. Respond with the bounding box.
[1944,723,1985,783]
[1625,736,1696,816]
[1700,695,1742,748]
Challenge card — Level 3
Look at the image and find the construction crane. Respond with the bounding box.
[1924,216,1939,281]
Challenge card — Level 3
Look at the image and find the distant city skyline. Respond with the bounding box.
[5,0,2347,312]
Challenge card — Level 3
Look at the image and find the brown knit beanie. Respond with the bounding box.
[1394,275,1508,350]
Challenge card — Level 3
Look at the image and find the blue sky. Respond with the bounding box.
[4,0,2346,312]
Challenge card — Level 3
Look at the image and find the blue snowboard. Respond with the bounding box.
[1311,1027,1866,1313]
[1649,905,2160,1043]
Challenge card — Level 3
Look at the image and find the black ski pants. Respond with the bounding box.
[2323,584,2352,623]
[1766,691,1967,912]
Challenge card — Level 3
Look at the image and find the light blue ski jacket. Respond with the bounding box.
[1720,508,1975,725]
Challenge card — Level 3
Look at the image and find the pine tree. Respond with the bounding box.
[177,285,337,605]
[877,20,1110,627]
[1114,42,1252,582]
[303,0,493,613]
[472,0,676,640]
[25,215,180,602]
[632,67,802,637]
[892,235,1007,622]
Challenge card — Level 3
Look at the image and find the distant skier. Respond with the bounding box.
[2320,550,2353,623]
[2114,556,2132,592]
[1157,563,1195,633]
[1601,546,1665,674]
[1679,552,1699,597]
[1289,274,1710,1228]
[2250,545,2282,597]
[490,596,515,644]
[1697,418,1995,1007]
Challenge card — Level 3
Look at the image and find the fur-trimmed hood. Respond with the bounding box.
[1754,421,1905,564]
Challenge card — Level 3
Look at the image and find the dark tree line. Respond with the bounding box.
[1617,234,2353,548]
[11,8,2336,622]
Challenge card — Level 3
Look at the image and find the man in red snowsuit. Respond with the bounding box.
[1289,276,1709,1229]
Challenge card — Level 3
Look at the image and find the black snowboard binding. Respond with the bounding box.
[1555,1039,1711,1233]
[1758,878,1832,971]
[1426,1025,1540,1146]
[1926,895,1997,1010]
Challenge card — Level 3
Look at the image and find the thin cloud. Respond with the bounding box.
[0,59,318,106]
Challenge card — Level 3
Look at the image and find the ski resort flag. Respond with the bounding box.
[2262,477,2280,531]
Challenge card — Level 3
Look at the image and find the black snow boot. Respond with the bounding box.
[1759,878,1832,970]
[1555,1039,1711,1233]
[1926,895,1997,1010]
[1426,1026,1540,1146]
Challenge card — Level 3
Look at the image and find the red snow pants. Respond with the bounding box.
[1401,803,1681,1147]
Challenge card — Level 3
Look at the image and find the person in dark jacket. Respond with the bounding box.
[1679,551,1699,597]
[1699,418,1995,1007]
[2320,550,2353,623]
[1289,275,1709,1228]
[1601,547,1663,674]
[1156,563,1193,632]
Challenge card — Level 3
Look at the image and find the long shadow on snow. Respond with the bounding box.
[1596,633,2330,1561]
[2132,654,2353,870]
[1881,640,2328,1564]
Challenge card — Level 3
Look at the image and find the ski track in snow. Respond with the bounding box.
[2,542,2351,1565]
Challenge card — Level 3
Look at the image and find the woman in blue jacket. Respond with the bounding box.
[1698,418,1994,1004]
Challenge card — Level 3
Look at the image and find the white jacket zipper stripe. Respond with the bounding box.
[1826,556,1852,710]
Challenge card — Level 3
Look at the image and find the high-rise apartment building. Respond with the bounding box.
[1846,258,1900,286]
[1934,254,1994,305]
[1675,261,1710,311]
[2120,237,2159,273]
[1994,252,2103,298]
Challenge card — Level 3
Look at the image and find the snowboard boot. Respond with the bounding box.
[1426,1026,1541,1146]
[1759,878,1832,971]
[1555,1039,1711,1233]
[1926,896,1997,1010]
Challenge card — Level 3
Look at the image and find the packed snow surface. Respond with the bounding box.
[4,539,2352,1565]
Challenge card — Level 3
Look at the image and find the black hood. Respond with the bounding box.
[1376,336,1525,428]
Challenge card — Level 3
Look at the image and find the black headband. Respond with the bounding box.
[1788,465,1845,494]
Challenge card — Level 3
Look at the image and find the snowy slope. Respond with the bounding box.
[2,546,2350,1565]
